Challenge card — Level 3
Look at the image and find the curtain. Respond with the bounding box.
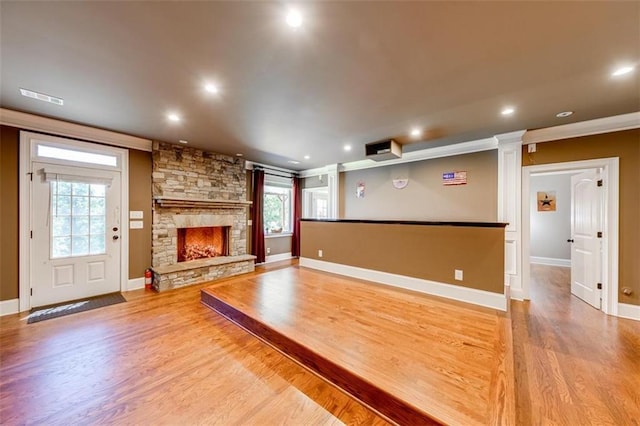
[251,169,266,263]
[291,176,302,257]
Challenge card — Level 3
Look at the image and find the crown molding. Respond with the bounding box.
[337,136,499,173]
[0,108,152,152]
[495,130,526,145]
[523,111,640,145]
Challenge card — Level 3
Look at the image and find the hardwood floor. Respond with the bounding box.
[0,261,388,426]
[3,261,637,425]
[202,267,515,425]
[512,264,640,425]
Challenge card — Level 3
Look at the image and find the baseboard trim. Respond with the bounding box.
[530,257,571,267]
[126,277,145,291]
[0,298,20,316]
[299,258,507,311]
[265,253,293,264]
[617,303,640,321]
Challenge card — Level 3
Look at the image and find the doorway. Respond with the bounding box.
[529,168,602,310]
[522,157,619,315]
[19,132,129,311]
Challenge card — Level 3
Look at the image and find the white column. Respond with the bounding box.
[326,164,339,219]
[496,131,525,300]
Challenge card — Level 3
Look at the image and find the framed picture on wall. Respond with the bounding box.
[537,191,556,211]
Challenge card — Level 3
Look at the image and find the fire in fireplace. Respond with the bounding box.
[177,226,229,262]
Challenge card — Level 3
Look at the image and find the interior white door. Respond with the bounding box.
[570,170,601,309]
[31,162,121,307]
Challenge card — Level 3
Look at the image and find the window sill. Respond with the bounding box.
[265,233,293,239]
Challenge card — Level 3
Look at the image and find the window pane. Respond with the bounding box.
[72,183,89,196]
[89,235,105,255]
[58,182,72,195]
[72,196,89,215]
[71,236,89,256]
[37,145,118,167]
[50,179,107,259]
[90,184,106,197]
[52,216,71,237]
[90,216,105,234]
[264,185,292,233]
[56,195,71,216]
[72,216,89,235]
[52,237,71,258]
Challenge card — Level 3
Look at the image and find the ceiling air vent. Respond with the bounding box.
[365,139,402,161]
[20,88,64,106]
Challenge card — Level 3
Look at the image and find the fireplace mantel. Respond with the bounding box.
[154,196,252,209]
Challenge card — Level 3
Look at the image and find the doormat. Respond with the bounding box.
[27,293,126,324]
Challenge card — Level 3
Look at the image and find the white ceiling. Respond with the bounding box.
[1,1,638,170]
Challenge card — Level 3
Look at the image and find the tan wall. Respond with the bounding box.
[128,149,152,278]
[0,126,20,300]
[301,221,505,293]
[342,150,498,221]
[522,129,639,305]
[266,235,292,256]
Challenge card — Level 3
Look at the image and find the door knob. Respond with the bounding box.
[567,239,574,243]
[113,235,119,241]
[113,227,119,232]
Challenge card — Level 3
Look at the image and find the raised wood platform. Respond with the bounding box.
[201,266,515,425]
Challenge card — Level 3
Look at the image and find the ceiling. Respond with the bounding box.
[1,1,638,170]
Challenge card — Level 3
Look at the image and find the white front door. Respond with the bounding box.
[31,162,122,307]
[570,170,601,309]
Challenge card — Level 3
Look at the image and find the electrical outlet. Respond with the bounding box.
[318,249,323,258]
[455,269,463,281]
[266,247,271,254]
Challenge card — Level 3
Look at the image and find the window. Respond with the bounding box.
[37,144,118,167]
[303,187,329,219]
[50,181,107,258]
[264,176,293,234]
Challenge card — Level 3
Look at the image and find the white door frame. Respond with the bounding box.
[522,157,619,315]
[19,131,129,312]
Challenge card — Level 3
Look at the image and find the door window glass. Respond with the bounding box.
[51,181,107,258]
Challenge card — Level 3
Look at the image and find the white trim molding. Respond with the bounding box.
[1,108,152,152]
[496,130,525,300]
[265,253,294,264]
[300,258,507,311]
[523,111,640,145]
[0,299,20,316]
[126,277,145,291]
[522,157,619,316]
[617,303,640,321]
[530,257,571,268]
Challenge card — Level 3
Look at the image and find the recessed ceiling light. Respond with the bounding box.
[288,160,300,165]
[556,111,573,118]
[410,128,422,137]
[236,153,243,157]
[178,140,188,144]
[611,65,634,77]
[344,144,352,152]
[303,155,310,160]
[204,83,219,94]
[286,9,303,28]
[501,107,515,116]
[20,88,64,106]
[167,113,181,122]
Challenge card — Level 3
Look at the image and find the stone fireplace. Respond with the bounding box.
[151,142,255,291]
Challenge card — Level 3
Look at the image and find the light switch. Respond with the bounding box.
[129,220,143,229]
